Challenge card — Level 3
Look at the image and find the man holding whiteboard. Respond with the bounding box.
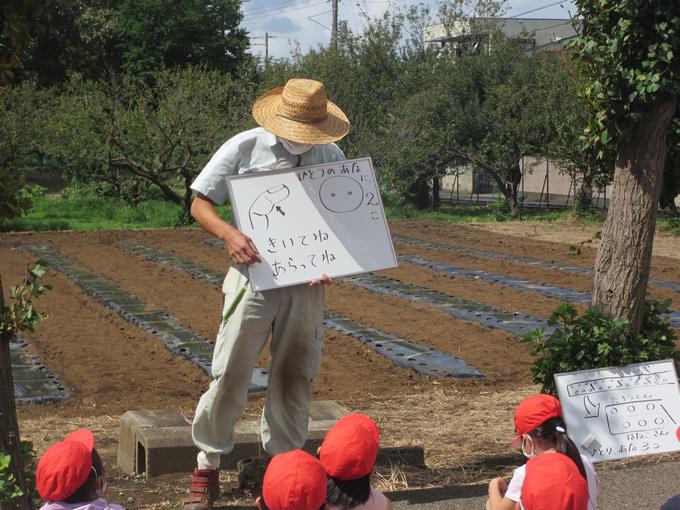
[184,78,350,509]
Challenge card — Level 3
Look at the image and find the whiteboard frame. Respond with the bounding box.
[224,157,398,291]
[554,359,680,462]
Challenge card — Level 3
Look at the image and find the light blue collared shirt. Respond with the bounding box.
[191,127,346,205]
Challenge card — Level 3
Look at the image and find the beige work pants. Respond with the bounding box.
[192,264,324,469]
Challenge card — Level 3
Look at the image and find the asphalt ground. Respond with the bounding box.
[389,460,680,510]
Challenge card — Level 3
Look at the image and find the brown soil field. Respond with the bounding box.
[2,219,678,509]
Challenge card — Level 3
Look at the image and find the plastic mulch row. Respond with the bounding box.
[11,339,70,404]
[206,238,555,337]
[122,240,482,378]
[393,235,680,294]
[23,244,268,392]
[397,251,680,328]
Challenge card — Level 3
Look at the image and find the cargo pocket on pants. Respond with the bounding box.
[303,325,324,381]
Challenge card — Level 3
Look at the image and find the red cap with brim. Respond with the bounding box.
[319,413,379,480]
[512,395,562,447]
[263,450,327,510]
[36,428,96,501]
[521,453,588,510]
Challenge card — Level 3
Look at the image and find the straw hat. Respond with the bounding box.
[252,78,350,145]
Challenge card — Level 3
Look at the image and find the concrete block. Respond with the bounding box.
[118,401,350,478]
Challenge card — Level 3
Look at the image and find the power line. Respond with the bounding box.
[505,1,569,20]
[245,0,329,22]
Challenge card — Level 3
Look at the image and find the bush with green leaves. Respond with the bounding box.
[0,453,23,503]
[523,301,679,394]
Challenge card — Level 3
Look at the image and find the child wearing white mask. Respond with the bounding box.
[486,395,599,510]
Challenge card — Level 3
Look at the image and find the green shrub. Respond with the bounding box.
[0,453,23,502]
[488,196,511,221]
[523,301,679,394]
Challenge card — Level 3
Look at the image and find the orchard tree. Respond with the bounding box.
[43,67,254,214]
[575,0,680,335]
[0,263,51,510]
[114,0,249,80]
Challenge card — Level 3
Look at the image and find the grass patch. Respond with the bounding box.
[0,194,233,232]
[659,216,680,236]
[384,201,583,223]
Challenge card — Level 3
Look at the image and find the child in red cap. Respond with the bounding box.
[520,452,588,510]
[256,450,327,510]
[486,395,599,510]
[318,414,392,510]
[36,429,123,510]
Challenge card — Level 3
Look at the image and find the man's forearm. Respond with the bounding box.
[191,195,236,242]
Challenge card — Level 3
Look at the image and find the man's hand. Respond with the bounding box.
[226,230,262,265]
[309,273,332,287]
[190,195,262,266]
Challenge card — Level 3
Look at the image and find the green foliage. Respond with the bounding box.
[0,453,23,502]
[0,442,36,505]
[0,262,52,341]
[39,67,254,212]
[523,301,679,394]
[487,197,511,221]
[10,0,251,86]
[0,83,49,222]
[0,190,233,232]
[114,0,249,80]
[574,0,680,159]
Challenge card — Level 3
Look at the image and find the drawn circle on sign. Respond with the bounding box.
[676,426,680,442]
[319,176,364,213]
[647,403,656,410]
[623,421,630,429]
[655,417,664,425]
[628,405,636,412]
[610,408,618,414]
[638,419,647,427]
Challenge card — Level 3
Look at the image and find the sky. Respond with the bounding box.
[240,0,578,60]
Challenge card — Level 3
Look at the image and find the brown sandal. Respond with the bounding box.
[183,468,220,509]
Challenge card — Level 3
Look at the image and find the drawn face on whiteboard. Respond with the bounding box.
[319,176,364,213]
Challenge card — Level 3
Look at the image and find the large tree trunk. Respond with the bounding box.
[0,284,33,510]
[591,94,678,336]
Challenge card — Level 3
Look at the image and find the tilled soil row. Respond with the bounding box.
[395,238,680,305]
[390,220,680,283]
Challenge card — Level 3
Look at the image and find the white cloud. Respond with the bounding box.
[242,0,577,60]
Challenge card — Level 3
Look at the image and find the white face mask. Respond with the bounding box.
[280,137,313,155]
[521,435,537,459]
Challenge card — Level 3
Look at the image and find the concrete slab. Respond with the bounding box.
[118,403,425,478]
[118,402,351,478]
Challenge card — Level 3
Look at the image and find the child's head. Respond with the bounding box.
[521,453,588,510]
[512,394,562,452]
[36,429,106,503]
[318,414,379,509]
[257,450,327,510]
[512,395,586,480]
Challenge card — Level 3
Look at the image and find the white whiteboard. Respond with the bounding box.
[225,158,397,291]
[555,360,680,463]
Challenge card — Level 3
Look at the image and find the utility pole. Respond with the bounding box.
[331,0,339,46]
[252,33,277,68]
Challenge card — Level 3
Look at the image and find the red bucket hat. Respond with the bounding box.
[263,450,327,510]
[512,394,562,448]
[319,413,379,480]
[36,428,96,501]
[521,453,588,510]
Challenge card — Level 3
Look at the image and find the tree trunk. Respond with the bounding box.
[0,286,32,510]
[432,173,441,210]
[591,94,678,336]
[410,174,430,209]
[575,173,593,214]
